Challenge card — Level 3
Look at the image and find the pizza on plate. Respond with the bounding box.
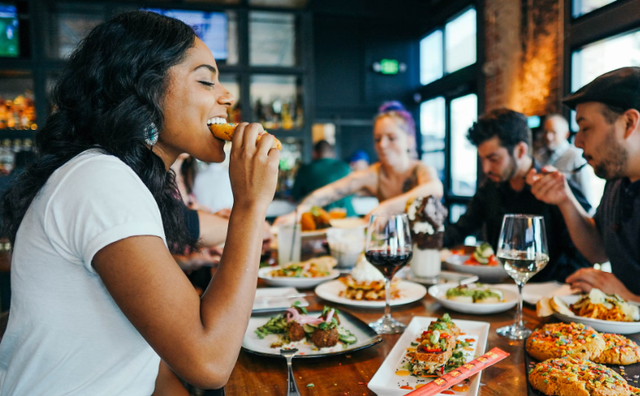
[526,322,605,362]
[529,356,640,396]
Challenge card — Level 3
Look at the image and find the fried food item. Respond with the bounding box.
[529,356,640,396]
[208,122,282,150]
[592,333,640,365]
[300,207,332,232]
[411,314,460,377]
[310,327,340,348]
[287,322,306,342]
[339,275,400,301]
[526,322,605,362]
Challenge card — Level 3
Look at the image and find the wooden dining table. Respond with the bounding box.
[225,282,548,396]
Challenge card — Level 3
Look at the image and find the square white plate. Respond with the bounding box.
[252,287,309,313]
[368,316,490,395]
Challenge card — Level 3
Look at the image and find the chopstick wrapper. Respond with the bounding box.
[406,347,510,396]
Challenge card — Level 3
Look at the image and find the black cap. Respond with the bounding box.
[562,66,640,111]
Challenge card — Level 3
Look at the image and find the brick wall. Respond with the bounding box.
[484,0,563,115]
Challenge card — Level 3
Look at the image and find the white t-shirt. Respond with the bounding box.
[0,150,166,395]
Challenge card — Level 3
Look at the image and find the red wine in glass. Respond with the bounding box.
[364,249,413,279]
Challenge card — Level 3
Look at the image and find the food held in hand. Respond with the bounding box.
[300,206,332,231]
[529,356,640,396]
[592,333,640,365]
[464,242,498,266]
[255,304,357,349]
[268,256,336,278]
[526,322,605,361]
[445,284,504,304]
[409,313,464,377]
[536,289,640,322]
[207,117,282,150]
[339,255,400,301]
[405,195,447,250]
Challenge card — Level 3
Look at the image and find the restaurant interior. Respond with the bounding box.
[1,0,640,395]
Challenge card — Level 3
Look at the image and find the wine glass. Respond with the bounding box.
[496,214,549,339]
[365,213,413,334]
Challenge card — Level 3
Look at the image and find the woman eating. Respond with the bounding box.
[0,11,279,395]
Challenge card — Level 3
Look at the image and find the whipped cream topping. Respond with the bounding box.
[350,256,385,282]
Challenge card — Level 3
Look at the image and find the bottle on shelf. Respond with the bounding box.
[0,92,37,130]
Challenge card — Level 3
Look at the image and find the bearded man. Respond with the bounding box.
[528,67,640,300]
[443,108,591,282]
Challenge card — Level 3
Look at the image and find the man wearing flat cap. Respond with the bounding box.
[527,66,640,302]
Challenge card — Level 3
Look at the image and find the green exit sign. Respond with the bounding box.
[373,59,406,75]
[380,59,399,74]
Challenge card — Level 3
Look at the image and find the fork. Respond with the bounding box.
[280,348,301,396]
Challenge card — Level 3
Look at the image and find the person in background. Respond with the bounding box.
[535,114,594,207]
[349,150,370,172]
[0,11,279,395]
[443,108,591,283]
[527,66,640,302]
[275,101,443,223]
[291,140,355,216]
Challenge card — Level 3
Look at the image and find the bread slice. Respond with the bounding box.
[550,296,575,316]
[536,297,555,317]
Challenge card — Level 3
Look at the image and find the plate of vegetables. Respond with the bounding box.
[242,304,382,358]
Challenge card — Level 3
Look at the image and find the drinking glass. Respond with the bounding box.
[365,213,413,334]
[496,214,549,339]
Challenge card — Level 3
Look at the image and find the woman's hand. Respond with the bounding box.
[228,123,280,213]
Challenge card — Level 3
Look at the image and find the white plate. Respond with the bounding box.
[552,295,640,334]
[428,283,518,314]
[258,267,340,289]
[242,309,382,358]
[443,254,509,283]
[405,270,479,286]
[368,316,489,395]
[315,280,427,308]
[252,287,309,313]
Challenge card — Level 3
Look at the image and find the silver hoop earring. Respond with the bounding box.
[145,123,158,146]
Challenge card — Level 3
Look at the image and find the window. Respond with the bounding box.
[249,11,296,66]
[450,94,478,197]
[419,30,443,85]
[572,0,617,18]
[420,97,445,181]
[445,8,477,74]
[419,7,476,86]
[571,28,640,92]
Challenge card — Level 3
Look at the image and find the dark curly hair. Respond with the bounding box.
[2,11,198,253]
[467,108,531,155]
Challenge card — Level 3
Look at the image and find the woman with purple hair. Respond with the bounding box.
[276,101,442,222]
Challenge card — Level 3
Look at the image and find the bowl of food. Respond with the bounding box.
[443,243,508,283]
[428,282,518,314]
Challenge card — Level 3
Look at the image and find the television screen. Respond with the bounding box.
[0,4,19,57]
[145,9,228,60]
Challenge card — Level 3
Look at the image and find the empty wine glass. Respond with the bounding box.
[496,214,549,339]
[365,213,413,334]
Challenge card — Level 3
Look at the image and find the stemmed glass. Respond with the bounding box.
[365,213,413,334]
[496,214,549,339]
